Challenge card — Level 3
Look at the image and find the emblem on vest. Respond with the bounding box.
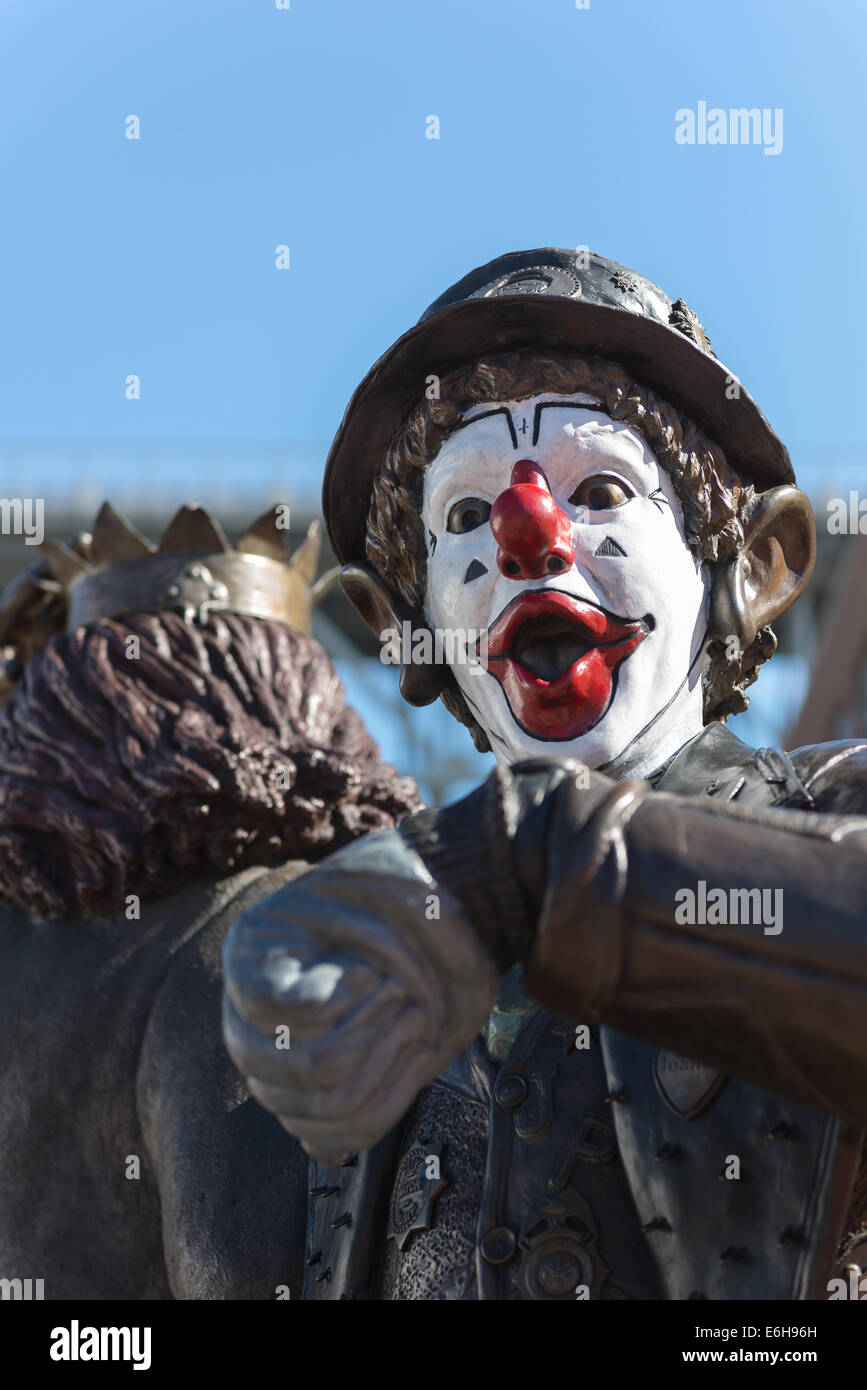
[386,1140,448,1250]
[653,1048,726,1119]
[517,1192,611,1300]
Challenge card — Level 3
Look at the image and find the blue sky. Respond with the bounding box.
[1,0,865,507]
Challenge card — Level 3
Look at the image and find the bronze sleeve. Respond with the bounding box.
[524,778,867,1125]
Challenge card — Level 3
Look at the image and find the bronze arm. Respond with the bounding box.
[402,760,867,1126]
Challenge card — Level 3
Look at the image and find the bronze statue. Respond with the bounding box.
[223,249,867,1300]
[0,503,419,1297]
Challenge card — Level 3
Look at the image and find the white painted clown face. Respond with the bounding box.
[421,394,711,777]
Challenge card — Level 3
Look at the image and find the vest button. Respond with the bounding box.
[480,1226,517,1264]
[495,1075,527,1108]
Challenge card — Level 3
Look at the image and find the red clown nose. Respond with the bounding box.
[490,459,575,580]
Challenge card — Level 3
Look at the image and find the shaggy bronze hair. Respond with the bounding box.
[366,350,774,752]
[0,611,421,921]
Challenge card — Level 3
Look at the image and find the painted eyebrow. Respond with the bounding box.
[532,399,604,446]
[456,406,518,449]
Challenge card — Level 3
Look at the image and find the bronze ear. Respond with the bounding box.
[709,486,816,648]
[339,562,403,639]
[338,561,449,707]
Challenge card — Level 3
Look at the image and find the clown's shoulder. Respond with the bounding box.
[787,736,867,811]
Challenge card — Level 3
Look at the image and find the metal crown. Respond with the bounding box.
[0,502,333,705]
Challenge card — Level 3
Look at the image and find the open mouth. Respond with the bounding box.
[511,614,594,682]
[481,590,651,740]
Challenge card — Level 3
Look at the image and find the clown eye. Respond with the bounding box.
[446,497,492,534]
[568,476,633,511]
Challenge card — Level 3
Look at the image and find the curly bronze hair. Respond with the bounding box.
[365,350,774,752]
[0,611,421,921]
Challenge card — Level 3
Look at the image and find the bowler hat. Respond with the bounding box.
[323,247,793,566]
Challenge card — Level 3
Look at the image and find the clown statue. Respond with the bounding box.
[223,250,867,1301]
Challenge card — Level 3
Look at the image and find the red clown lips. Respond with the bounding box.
[481,591,651,740]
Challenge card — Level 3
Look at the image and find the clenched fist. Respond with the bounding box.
[222,832,499,1165]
